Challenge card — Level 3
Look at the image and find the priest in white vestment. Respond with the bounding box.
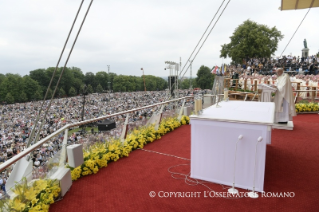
[273,68,296,123]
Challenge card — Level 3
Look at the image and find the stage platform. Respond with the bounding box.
[50,114,319,212]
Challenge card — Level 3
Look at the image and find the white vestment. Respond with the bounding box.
[274,73,296,123]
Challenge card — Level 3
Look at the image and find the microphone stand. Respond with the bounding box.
[248,136,263,198]
[228,135,243,194]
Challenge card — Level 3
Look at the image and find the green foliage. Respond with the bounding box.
[220,20,284,64]
[96,84,103,93]
[19,92,28,102]
[180,78,197,89]
[22,76,40,100]
[0,66,172,103]
[196,66,215,89]
[46,88,53,100]
[112,75,167,92]
[298,100,309,104]
[96,72,108,90]
[5,92,14,104]
[87,84,94,94]
[59,87,66,97]
[33,90,43,101]
[69,87,77,97]
[84,72,97,90]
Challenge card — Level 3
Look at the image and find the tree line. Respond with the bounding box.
[0,67,168,104]
[0,65,215,104]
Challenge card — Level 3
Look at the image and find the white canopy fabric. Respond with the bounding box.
[281,0,319,10]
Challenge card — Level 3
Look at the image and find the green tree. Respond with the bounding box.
[5,92,14,104]
[181,78,191,89]
[69,87,76,96]
[29,69,49,88]
[73,78,83,95]
[196,66,214,89]
[108,72,117,91]
[46,88,53,100]
[20,91,28,102]
[0,74,22,103]
[220,20,284,64]
[0,74,5,85]
[84,72,97,89]
[22,76,40,101]
[96,84,103,93]
[70,67,84,81]
[59,87,66,97]
[33,89,43,101]
[87,84,94,94]
[96,71,108,90]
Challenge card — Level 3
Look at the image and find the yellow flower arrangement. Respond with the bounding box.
[69,116,189,181]
[0,178,61,212]
[181,115,190,125]
[295,102,319,113]
[1,116,191,211]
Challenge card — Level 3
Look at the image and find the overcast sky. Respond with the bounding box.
[0,0,318,78]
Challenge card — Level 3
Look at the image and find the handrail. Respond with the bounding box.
[0,96,192,172]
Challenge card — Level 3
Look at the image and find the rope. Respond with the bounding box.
[27,0,85,147]
[179,0,226,78]
[33,0,94,145]
[180,0,231,80]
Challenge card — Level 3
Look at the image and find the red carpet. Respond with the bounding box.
[50,114,319,212]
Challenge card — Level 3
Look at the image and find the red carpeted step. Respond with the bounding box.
[50,114,319,212]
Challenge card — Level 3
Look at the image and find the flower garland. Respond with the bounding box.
[295,102,319,113]
[0,178,61,212]
[69,116,189,181]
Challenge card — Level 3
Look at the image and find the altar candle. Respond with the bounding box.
[194,99,198,114]
[224,89,228,100]
[199,99,202,110]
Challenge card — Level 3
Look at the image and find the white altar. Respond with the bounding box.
[190,101,275,192]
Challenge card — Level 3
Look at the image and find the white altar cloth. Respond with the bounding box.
[190,101,275,192]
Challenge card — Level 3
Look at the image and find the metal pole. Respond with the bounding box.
[169,66,172,93]
[189,59,193,89]
[107,65,110,93]
[175,64,177,97]
[82,92,86,121]
[142,68,146,91]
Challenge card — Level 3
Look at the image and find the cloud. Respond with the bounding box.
[0,0,318,77]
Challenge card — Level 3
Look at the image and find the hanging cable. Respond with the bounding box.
[33,0,94,145]
[280,8,311,57]
[180,0,231,80]
[179,0,226,77]
[29,0,94,146]
[27,0,85,147]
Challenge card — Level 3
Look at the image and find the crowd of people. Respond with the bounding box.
[225,55,319,76]
[0,90,194,195]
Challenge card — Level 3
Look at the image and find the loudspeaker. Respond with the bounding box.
[168,76,177,96]
[67,144,84,168]
[97,120,116,131]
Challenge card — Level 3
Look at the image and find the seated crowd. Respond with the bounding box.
[0,90,193,193]
[226,55,319,76]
